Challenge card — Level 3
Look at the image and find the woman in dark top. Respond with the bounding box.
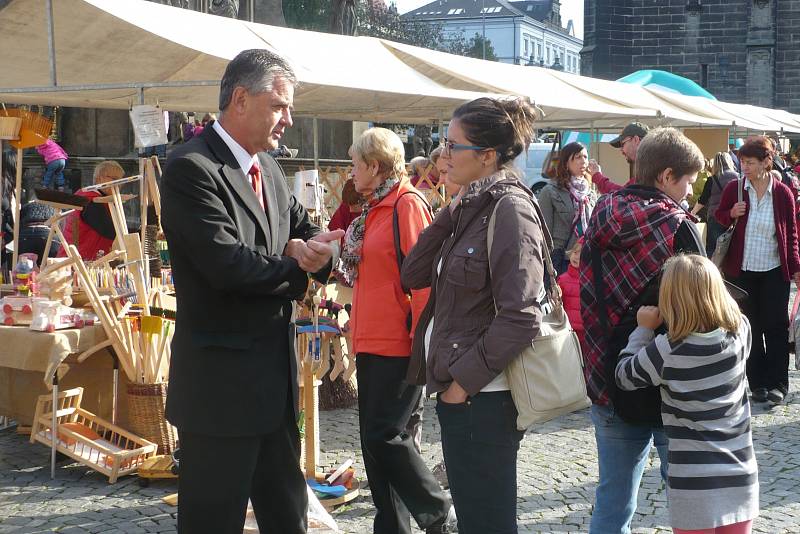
[691,151,739,257]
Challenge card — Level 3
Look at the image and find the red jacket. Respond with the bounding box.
[57,190,114,260]
[558,264,584,342]
[351,181,432,357]
[715,177,800,282]
[327,203,361,234]
[592,171,635,195]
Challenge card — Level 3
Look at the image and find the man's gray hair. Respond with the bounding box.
[218,49,297,111]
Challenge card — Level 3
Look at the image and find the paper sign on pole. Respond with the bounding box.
[129,105,167,148]
[294,170,323,212]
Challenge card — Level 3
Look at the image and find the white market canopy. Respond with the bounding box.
[0,0,494,122]
[380,40,658,130]
[1,0,799,132]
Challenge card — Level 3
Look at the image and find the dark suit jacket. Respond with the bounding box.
[162,125,329,436]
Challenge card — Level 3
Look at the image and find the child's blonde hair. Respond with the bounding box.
[659,254,741,341]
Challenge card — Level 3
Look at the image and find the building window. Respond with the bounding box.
[537,44,542,59]
[447,8,464,15]
[480,6,501,13]
[524,39,529,56]
[547,47,551,63]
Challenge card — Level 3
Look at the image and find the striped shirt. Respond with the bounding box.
[615,318,758,531]
[742,178,781,272]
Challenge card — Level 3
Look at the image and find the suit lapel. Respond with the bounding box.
[259,155,280,254]
[203,126,271,247]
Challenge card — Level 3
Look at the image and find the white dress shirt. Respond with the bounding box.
[212,120,260,188]
[741,177,781,272]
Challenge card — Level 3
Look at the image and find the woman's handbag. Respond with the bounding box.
[711,179,742,268]
[541,132,562,180]
[487,193,591,430]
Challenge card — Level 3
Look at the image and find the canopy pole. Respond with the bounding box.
[312,117,319,171]
[45,0,57,86]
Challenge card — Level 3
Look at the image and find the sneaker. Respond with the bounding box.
[751,388,768,403]
[426,505,458,533]
[766,388,785,405]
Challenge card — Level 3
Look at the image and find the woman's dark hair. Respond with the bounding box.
[738,135,774,162]
[341,178,362,207]
[2,149,16,203]
[451,97,538,169]
[555,142,587,187]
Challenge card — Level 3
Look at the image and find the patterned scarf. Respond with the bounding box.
[339,177,400,284]
[569,176,591,236]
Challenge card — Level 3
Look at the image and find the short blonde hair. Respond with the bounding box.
[430,146,443,165]
[350,127,407,180]
[659,254,741,341]
[92,160,124,184]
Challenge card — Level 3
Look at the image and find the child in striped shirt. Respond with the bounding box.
[615,254,757,534]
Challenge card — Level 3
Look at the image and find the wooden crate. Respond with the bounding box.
[30,387,157,483]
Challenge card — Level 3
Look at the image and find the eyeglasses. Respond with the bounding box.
[442,137,489,155]
[619,137,632,148]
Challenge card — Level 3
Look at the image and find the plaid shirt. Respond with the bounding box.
[579,186,693,405]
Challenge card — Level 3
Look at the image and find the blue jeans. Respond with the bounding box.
[436,391,524,534]
[589,403,668,534]
[42,159,66,189]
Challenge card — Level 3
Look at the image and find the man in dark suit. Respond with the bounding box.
[161,49,343,534]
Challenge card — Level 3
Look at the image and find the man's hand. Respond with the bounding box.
[637,306,663,330]
[793,272,800,292]
[588,159,601,176]
[284,230,344,273]
[439,380,468,404]
[730,201,747,219]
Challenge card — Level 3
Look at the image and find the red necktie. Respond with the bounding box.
[248,163,265,210]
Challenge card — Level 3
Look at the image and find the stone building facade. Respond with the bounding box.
[581,0,800,113]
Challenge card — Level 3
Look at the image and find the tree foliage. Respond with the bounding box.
[445,31,498,61]
[281,1,497,58]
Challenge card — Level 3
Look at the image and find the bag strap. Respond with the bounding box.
[393,189,433,295]
[487,192,561,309]
[590,244,610,337]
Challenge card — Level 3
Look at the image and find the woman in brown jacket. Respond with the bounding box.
[401,97,546,534]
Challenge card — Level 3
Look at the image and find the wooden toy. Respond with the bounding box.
[30,387,157,483]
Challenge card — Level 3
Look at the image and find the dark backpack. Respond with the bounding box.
[591,246,663,426]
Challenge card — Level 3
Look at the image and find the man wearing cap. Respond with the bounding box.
[588,122,649,194]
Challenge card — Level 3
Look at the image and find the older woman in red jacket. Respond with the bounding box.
[715,135,800,406]
[340,127,455,534]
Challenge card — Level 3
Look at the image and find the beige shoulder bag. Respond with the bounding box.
[487,193,591,430]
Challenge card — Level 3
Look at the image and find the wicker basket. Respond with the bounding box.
[126,382,177,455]
[0,117,21,140]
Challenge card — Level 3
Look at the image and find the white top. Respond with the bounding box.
[423,259,509,393]
[212,120,260,188]
[741,177,781,272]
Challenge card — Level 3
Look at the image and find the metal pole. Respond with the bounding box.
[482,0,486,60]
[112,354,119,426]
[51,369,58,480]
[312,117,319,171]
[45,0,57,86]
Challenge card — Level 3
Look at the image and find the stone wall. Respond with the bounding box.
[582,0,800,113]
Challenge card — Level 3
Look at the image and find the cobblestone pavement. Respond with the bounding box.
[1,371,799,533]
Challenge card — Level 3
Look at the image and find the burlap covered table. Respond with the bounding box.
[0,324,131,426]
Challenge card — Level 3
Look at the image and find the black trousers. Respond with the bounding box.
[436,391,524,534]
[177,402,307,534]
[356,353,450,534]
[731,267,790,393]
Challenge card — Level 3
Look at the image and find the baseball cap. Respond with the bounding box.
[609,122,650,148]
